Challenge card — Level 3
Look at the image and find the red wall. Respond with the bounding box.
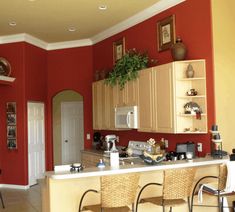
[93,0,215,155]
[0,42,47,185]
[46,46,93,170]
[0,0,215,184]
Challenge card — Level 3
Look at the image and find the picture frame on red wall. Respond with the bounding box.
[157,15,175,52]
[6,102,17,149]
[113,37,125,64]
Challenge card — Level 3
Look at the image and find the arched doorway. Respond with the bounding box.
[52,90,84,165]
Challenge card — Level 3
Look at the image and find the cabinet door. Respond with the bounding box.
[113,84,126,107]
[125,79,138,106]
[92,81,103,130]
[155,64,174,133]
[137,68,155,132]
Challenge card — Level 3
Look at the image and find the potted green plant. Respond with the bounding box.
[105,49,150,89]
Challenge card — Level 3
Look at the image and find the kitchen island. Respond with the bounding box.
[42,155,229,212]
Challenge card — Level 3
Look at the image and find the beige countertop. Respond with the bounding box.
[46,155,229,180]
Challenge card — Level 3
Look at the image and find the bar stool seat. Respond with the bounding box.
[136,168,196,212]
[79,173,140,212]
[191,163,235,211]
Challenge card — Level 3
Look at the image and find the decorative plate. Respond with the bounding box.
[0,57,11,76]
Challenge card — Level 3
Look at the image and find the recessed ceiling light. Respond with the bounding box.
[28,0,36,2]
[68,27,76,32]
[99,5,107,10]
[9,21,17,27]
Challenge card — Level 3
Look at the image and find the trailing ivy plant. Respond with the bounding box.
[105,49,149,89]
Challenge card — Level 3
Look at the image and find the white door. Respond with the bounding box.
[28,102,45,186]
[61,101,84,164]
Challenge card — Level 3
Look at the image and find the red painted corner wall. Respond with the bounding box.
[0,42,48,185]
[0,42,27,185]
[93,0,215,155]
[46,46,94,170]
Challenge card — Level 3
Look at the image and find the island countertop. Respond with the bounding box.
[45,155,229,180]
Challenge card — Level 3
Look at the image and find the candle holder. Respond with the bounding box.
[210,125,223,159]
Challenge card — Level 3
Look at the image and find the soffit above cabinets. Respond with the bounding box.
[0,0,185,49]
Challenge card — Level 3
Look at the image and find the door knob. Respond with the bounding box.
[65,140,68,143]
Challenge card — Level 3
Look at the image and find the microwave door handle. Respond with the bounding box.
[126,112,131,127]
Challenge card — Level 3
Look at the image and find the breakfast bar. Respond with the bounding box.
[42,156,229,212]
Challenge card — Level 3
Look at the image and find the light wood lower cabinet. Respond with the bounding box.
[81,151,103,168]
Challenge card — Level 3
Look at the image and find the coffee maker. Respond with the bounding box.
[105,135,118,152]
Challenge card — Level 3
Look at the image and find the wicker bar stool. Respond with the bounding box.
[191,163,235,212]
[136,168,196,212]
[79,173,140,212]
[0,191,4,208]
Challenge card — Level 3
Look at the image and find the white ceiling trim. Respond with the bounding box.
[0,0,185,50]
[46,39,93,51]
[91,0,185,44]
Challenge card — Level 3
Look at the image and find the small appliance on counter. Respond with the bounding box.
[104,135,118,152]
[176,141,195,158]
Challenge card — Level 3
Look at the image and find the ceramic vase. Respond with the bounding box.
[171,37,187,61]
[186,64,194,78]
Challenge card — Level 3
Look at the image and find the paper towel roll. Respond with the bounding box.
[110,152,119,168]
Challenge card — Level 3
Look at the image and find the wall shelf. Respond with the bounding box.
[177,95,206,99]
[0,75,16,85]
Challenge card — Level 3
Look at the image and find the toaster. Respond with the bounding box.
[176,142,196,158]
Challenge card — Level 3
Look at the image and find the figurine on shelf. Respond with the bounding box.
[186,88,198,96]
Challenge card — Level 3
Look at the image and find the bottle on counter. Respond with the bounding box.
[96,159,105,168]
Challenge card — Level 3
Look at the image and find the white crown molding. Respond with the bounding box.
[46,39,93,50]
[0,33,25,44]
[0,0,185,50]
[24,34,48,49]
[91,0,185,44]
[0,184,30,190]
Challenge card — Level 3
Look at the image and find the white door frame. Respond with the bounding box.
[61,101,84,164]
[27,102,45,186]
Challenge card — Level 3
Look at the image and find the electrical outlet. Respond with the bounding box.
[165,139,169,148]
[86,133,90,140]
[197,143,202,152]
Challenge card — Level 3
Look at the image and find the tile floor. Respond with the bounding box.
[0,184,41,212]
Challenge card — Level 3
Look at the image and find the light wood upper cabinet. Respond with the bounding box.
[155,63,174,133]
[92,59,207,133]
[113,80,138,107]
[92,81,103,130]
[137,67,155,132]
[92,80,115,130]
[137,59,207,134]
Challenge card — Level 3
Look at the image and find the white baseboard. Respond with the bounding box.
[0,184,30,190]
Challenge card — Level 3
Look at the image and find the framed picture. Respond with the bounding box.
[7,139,17,149]
[6,102,16,113]
[157,15,175,51]
[7,113,16,125]
[6,102,17,149]
[7,126,16,138]
[113,37,125,64]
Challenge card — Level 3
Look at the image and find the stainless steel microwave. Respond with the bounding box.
[115,106,138,129]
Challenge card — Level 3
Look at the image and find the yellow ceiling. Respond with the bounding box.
[0,0,162,43]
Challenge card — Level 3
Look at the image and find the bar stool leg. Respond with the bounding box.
[0,191,5,208]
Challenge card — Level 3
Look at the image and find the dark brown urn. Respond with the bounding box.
[171,37,187,61]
